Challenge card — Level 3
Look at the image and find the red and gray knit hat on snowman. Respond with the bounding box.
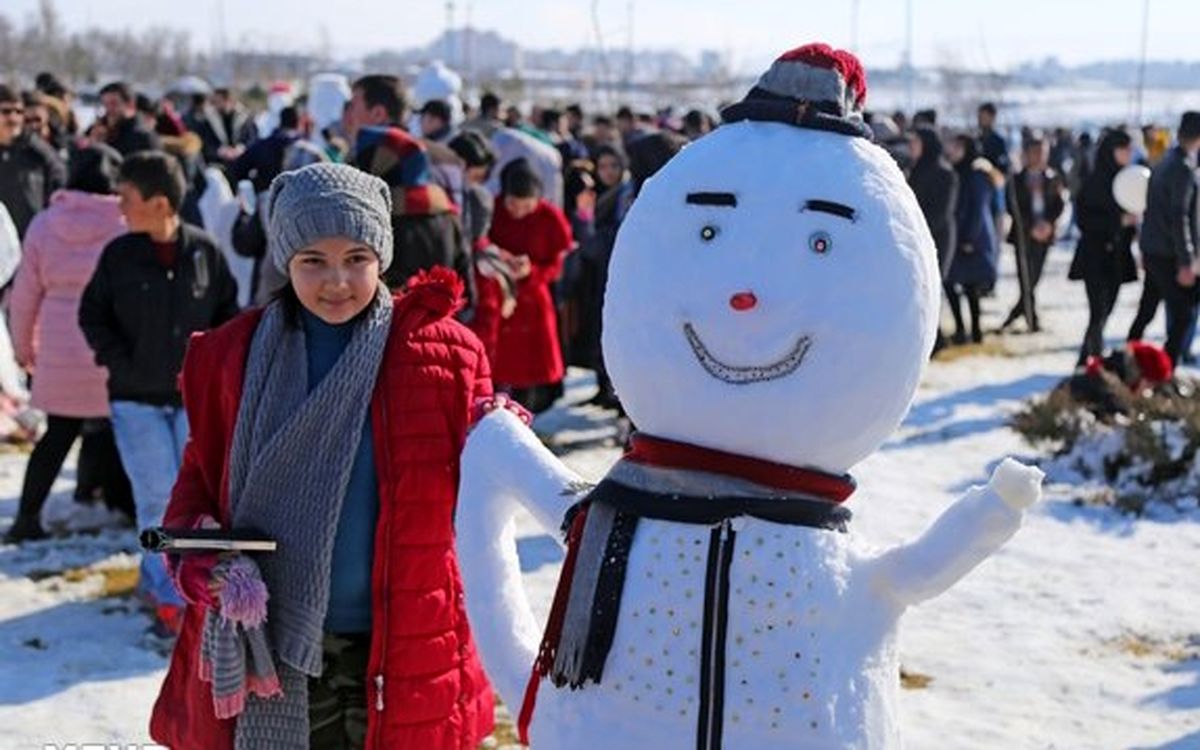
[721,42,871,139]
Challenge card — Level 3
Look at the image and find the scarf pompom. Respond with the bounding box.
[216,556,269,629]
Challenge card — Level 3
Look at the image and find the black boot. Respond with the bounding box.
[4,517,48,544]
[1000,305,1022,331]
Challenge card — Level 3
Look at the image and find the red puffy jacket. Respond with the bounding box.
[149,270,495,749]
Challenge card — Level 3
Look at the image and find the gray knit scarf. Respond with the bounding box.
[226,285,393,749]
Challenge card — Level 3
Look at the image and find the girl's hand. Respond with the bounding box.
[509,255,533,279]
[178,552,221,608]
[1178,265,1197,288]
[178,515,228,608]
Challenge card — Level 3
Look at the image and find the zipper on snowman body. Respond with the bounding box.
[696,519,736,750]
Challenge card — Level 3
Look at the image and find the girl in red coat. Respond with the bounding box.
[149,163,494,750]
[476,158,573,414]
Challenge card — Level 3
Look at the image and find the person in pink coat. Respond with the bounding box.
[5,144,133,543]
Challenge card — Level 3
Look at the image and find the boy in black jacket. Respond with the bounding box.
[79,151,239,633]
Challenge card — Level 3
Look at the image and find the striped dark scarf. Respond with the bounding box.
[354,126,455,217]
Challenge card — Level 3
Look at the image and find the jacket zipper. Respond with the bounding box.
[165,254,178,399]
[372,389,392,748]
[696,520,736,750]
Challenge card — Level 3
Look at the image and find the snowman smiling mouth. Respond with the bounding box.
[683,323,812,385]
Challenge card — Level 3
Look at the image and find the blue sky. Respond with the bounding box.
[7,0,1199,72]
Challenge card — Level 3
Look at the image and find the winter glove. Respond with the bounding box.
[177,552,221,608]
[470,393,534,431]
[170,514,224,609]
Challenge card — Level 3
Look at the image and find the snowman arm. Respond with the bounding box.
[462,405,585,532]
[455,407,586,708]
[869,458,1043,608]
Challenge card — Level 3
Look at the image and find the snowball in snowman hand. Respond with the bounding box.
[456,43,1043,750]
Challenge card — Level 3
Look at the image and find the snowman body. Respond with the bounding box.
[529,477,901,750]
[456,55,1043,750]
[528,122,934,750]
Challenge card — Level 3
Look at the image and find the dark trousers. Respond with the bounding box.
[13,415,133,534]
[944,282,983,341]
[309,632,371,750]
[1079,271,1122,366]
[1128,268,1162,342]
[76,419,134,514]
[1004,241,1050,329]
[507,383,562,415]
[1142,254,1199,366]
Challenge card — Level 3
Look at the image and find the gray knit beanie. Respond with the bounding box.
[266,162,394,275]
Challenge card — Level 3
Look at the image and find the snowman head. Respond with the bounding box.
[602,44,940,476]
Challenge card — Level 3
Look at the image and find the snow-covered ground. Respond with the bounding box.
[1,244,1198,749]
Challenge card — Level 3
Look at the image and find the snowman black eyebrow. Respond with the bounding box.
[803,199,857,222]
[686,192,738,207]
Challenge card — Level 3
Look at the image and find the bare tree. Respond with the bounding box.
[0,15,17,81]
[0,0,310,92]
[936,46,973,127]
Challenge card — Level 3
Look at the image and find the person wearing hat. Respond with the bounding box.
[1137,111,1200,366]
[149,162,496,750]
[6,144,134,544]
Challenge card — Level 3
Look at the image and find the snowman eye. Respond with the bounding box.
[809,231,832,255]
[700,225,719,242]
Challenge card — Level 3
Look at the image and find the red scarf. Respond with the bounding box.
[624,433,856,503]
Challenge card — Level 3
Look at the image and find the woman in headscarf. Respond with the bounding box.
[906,126,959,352]
[1069,128,1138,365]
[558,163,598,371]
[944,134,1003,344]
[570,145,635,407]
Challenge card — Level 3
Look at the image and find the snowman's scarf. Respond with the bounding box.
[518,435,855,744]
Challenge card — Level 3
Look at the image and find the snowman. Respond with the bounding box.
[456,43,1043,749]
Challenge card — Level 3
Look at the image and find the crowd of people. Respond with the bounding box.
[889,103,1200,367]
[0,65,1197,748]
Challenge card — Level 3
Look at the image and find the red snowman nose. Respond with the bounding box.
[729,291,758,311]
